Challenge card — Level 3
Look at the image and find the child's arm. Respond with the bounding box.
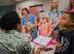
[56,42,62,48]
[34,48,41,54]
[37,25,40,37]
[54,12,62,28]
[47,22,52,37]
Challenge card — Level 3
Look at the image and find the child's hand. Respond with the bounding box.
[39,45,46,50]
[47,35,52,38]
[47,34,52,38]
[52,24,56,30]
[56,42,62,48]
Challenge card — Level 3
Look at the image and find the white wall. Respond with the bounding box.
[59,0,70,10]
[16,0,70,15]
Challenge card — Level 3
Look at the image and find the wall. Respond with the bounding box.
[0,0,15,6]
[16,0,50,14]
[0,5,14,16]
[59,0,70,10]
[16,0,70,15]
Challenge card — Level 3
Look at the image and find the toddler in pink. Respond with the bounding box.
[38,12,52,37]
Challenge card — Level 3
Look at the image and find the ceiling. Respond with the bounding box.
[0,0,26,6]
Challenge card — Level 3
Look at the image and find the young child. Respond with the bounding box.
[38,11,52,37]
[21,22,32,42]
[56,12,74,54]
[25,22,32,41]
[33,12,52,54]
[48,0,61,39]
[33,12,58,54]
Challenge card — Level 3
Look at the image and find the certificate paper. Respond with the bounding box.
[33,36,52,46]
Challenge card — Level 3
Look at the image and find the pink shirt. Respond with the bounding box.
[38,22,52,37]
[69,9,74,12]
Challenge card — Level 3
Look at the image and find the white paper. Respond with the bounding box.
[33,36,52,46]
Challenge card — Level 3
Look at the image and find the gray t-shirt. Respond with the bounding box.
[48,10,61,24]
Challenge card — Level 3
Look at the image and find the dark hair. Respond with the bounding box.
[63,12,74,30]
[21,8,29,15]
[70,12,74,20]
[69,1,72,10]
[0,11,21,31]
[69,0,74,10]
[40,10,45,13]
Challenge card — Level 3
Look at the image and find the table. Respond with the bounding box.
[30,42,56,54]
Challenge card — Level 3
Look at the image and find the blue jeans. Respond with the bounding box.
[31,27,37,41]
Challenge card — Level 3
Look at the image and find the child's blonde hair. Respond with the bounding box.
[39,10,50,22]
[50,0,59,11]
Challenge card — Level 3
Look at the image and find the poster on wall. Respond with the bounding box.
[29,4,43,23]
